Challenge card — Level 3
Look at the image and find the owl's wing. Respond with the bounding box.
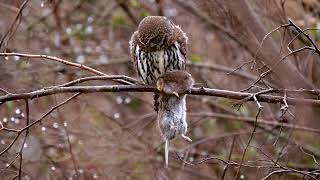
[129,31,139,63]
[174,26,188,60]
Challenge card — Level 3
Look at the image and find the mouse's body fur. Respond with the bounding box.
[157,94,188,141]
[156,70,193,167]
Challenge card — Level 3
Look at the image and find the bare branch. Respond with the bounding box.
[0,93,80,157]
[0,52,135,85]
[288,20,320,55]
[0,0,30,49]
[1,85,320,106]
[235,96,264,179]
[18,100,30,179]
[221,136,236,180]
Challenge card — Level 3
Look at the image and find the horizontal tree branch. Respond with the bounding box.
[0,52,137,85]
[0,52,106,75]
[1,52,264,85]
[1,85,320,106]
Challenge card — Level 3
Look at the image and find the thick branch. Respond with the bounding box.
[1,85,320,106]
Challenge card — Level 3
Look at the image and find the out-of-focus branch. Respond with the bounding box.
[0,53,275,87]
[0,93,80,156]
[115,0,138,25]
[87,59,268,86]
[235,92,264,179]
[17,100,30,179]
[0,0,30,50]
[188,62,276,87]
[189,112,320,134]
[172,0,254,56]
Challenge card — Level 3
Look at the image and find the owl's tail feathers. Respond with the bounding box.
[165,140,169,168]
[154,92,160,113]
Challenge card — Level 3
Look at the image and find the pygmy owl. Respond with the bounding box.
[156,70,194,167]
[129,16,188,112]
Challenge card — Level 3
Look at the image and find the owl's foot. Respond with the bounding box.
[181,134,192,142]
[165,140,169,168]
[172,91,179,97]
[162,86,179,97]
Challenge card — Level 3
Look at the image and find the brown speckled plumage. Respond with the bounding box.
[129,16,188,85]
[137,16,175,51]
[129,16,188,112]
[130,16,187,58]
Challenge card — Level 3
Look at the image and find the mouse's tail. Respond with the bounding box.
[165,140,169,168]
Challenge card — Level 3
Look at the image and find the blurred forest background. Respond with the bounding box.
[1,0,320,179]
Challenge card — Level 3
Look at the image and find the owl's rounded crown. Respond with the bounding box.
[133,16,185,51]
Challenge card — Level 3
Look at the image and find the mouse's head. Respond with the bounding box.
[157,70,194,96]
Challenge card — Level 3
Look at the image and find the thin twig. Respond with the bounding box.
[221,136,236,180]
[0,88,10,95]
[300,147,319,167]
[18,100,30,179]
[49,75,140,88]
[288,20,320,55]
[0,0,30,49]
[0,52,135,85]
[0,93,81,157]
[234,94,264,179]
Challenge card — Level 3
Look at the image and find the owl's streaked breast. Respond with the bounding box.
[134,41,186,85]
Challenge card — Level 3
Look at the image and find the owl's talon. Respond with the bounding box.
[181,134,192,142]
[173,92,179,97]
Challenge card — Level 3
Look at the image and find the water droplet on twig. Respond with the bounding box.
[15,108,21,114]
[76,55,85,64]
[51,166,56,171]
[53,122,59,129]
[92,173,98,179]
[113,113,120,119]
[14,56,20,61]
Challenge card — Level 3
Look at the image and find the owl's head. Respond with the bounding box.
[137,16,176,51]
